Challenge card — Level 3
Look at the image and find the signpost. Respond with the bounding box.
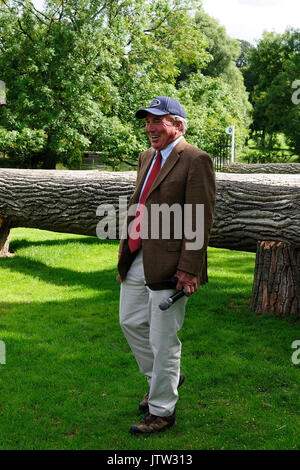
[225,125,235,163]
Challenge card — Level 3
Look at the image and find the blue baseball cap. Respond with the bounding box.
[135,96,186,119]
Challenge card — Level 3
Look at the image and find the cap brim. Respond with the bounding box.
[135,107,168,119]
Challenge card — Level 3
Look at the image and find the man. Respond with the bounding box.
[117,96,216,434]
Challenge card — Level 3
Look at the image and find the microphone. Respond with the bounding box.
[159,289,186,311]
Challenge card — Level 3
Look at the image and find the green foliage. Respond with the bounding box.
[0,0,252,168]
[175,6,252,158]
[236,40,255,69]
[240,132,296,164]
[178,73,251,156]
[194,10,241,79]
[241,28,300,157]
[0,127,47,166]
[242,149,294,164]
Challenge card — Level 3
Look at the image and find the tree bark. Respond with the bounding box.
[0,170,299,253]
[0,169,136,247]
[251,241,300,317]
[0,217,13,257]
[222,163,300,174]
[211,172,300,252]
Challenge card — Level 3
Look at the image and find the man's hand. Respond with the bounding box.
[174,270,198,297]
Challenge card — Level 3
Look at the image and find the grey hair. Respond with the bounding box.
[170,115,188,135]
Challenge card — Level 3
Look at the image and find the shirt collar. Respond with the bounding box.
[156,135,183,162]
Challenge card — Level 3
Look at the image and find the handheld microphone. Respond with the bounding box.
[159,289,186,311]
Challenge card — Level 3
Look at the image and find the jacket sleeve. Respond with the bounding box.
[176,152,216,276]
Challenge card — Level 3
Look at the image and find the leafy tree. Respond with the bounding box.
[0,0,104,167]
[177,7,244,87]
[236,40,255,69]
[0,127,47,166]
[194,10,241,79]
[175,5,252,154]
[0,0,252,168]
[265,53,300,155]
[0,0,211,167]
[177,72,251,156]
[241,28,300,157]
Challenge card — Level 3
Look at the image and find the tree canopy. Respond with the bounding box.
[241,28,300,157]
[0,0,252,168]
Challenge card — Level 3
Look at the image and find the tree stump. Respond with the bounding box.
[251,241,300,317]
[0,217,14,257]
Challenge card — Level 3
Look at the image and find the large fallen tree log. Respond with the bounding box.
[0,169,300,316]
[223,162,300,174]
[0,169,299,251]
[0,169,136,246]
[212,172,300,252]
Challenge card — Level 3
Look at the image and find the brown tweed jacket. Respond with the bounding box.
[117,137,216,290]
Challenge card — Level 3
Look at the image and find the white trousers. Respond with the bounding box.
[119,250,187,417]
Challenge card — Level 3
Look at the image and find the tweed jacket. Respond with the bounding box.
[117,137,216,290]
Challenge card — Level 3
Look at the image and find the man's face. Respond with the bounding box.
[145,113,182,150]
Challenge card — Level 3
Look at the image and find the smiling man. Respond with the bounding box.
[117,96,216,434]
[145,113,182,151]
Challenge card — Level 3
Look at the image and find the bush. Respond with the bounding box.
[241,148,295,164]
[0,127,47,167]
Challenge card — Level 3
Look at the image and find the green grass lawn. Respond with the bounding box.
[1,228,300,450]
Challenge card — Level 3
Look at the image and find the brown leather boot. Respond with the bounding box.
[130,411,176,434]
[139,374,185,413]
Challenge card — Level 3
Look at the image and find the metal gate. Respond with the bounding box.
[212,134,231,171]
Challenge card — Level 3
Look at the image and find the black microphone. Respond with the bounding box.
[159,289,186,311]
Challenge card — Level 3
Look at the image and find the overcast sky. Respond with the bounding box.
[201,0,300,43]
[32,0,299,44]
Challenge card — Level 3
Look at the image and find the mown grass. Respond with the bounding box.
[0,228,300,450]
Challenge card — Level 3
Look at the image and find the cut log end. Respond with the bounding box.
[251,240,300,317]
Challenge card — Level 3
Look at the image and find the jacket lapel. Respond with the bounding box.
[147,137,187,198]
[131,137,188,203]
[132,149,155,203]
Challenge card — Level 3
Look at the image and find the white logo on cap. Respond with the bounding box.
[150,99,160,107]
